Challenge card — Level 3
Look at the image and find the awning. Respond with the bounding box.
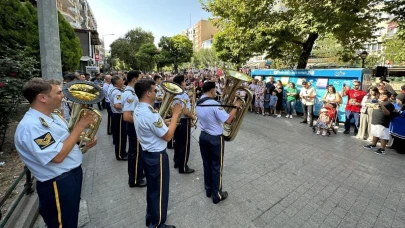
[80,56,93,61]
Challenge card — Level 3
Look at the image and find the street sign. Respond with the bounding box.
[95,54,100,61]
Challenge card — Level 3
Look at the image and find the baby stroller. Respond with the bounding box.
[312,105,339,136]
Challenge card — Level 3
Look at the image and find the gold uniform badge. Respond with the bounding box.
[34,132,56,150]
[148,106,158,113]
[127,98,134,104]
[153,118,163,128]
[116,95,121,100]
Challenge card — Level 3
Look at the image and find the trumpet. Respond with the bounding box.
[159,81,187,124]
[62,81,104,153]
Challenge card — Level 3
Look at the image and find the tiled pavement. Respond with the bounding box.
[64,112,405,227]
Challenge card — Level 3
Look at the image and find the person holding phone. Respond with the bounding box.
[342,80,366,135]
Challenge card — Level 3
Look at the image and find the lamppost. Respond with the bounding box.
[359,50,369,68]
[102,34,114,72]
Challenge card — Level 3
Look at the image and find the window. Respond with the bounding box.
[377,43,382,51]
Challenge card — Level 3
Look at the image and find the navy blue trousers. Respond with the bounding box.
[143,150,170,228]
[36,166,82,228]
[127,123,145,184]
[173,118,191,173]
[112,113,127,159]
[105,102,112,135]
[199,132,225,202]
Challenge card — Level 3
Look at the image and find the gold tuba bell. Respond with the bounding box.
[62,80,104,153]
[159,81,187,124]
[220,69,253,141]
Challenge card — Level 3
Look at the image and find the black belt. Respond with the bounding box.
[40,165,82,184]
[143,149,165,153]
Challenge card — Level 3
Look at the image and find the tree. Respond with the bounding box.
[58,12,82,72]
[192,48,219,68]
[212,22,259,69]
[136,43,158,72]
[202,0,381,69]
[383,35,405,65]
[0,0,39,57]
[0,0,83,72]
[158,35,193,73]
[110,28,154,69]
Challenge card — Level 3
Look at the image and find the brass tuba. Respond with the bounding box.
[62,80,104,153]
[159,81,187,124]
[220,70,253,141]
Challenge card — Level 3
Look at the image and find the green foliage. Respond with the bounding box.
[110,28,154,69]
[202,0,381,69]
[0,0,39,58]
[383,35,405,65]
[158,35,193,73]
[136,43,158,72]
[0,0,83,72]
[58,12,82,72]
[0,46,40,149]
[192,48,219,68]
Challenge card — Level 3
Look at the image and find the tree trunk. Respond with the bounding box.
[174,64,178,73]
[297,33,319,69]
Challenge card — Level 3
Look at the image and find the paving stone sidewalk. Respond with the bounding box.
[58,112,405,227]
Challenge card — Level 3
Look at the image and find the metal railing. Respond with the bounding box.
[0,166,34,228]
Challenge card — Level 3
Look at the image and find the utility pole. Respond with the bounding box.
[37,0,62,79]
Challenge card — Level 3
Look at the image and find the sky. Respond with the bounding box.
[87,0,212,50]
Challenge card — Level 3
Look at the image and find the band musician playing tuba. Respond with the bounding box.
[14,78,97,227]
[195,81,241,204]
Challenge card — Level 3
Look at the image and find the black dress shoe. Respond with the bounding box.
[300,121,308,124]
[343,130,350,134]
[179,168,195,174]
[213,191,228,204]
[118,156,128,161]
[165,225,176,228]
[129,180,147,188]
[206,192,212,198]
[174,164,179,169]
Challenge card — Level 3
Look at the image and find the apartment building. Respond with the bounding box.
[56,0,97,30]
[57,0,101,72]
[182,19,218,51]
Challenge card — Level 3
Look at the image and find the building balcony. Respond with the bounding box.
[69,21,82,29]
[61,0,75,7]
[60,9,76,22]
[69,7,79,15]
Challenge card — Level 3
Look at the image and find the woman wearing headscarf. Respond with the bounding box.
[389,94,405,154]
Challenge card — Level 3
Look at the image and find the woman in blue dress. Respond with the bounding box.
[390,94,405,154]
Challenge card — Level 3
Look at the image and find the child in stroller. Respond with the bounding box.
[315,108,331,136]
[313,106,338,136]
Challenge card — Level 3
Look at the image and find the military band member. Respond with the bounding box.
[15,78,97,227]
[172,75,196,174]
[122,71,147,187]
[134,79,181,228]
[196,81,240,204]
[154,75,164,109]
[110,76,128,160]
[103,75,113,135]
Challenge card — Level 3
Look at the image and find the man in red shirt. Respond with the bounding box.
[342,80,366,135]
